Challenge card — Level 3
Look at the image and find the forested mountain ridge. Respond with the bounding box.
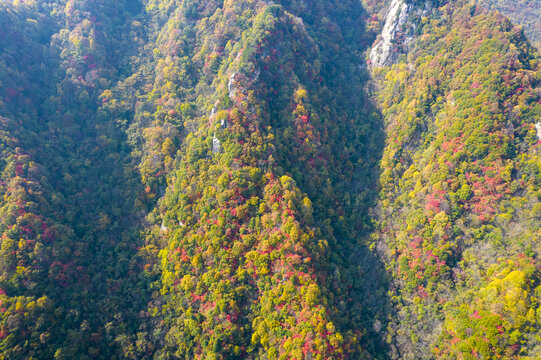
[480,0,541,49]
[0,0,539,359]
[0,1,150,358]
[369,0,541,358]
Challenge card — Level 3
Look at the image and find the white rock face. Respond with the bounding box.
[536,122,541,141]
[370,0,410,67]
[228,73,237,99]
[212,132,221,153]
[160,220,168,232]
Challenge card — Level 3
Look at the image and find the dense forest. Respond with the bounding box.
[481,0,541,49]
[0,0,539,359]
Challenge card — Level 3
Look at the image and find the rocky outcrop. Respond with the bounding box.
[370,0,432,67]
[228,72,237,99]
[370,0,410,67]
[212,131,221,153]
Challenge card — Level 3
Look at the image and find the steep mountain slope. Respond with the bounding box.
[480,0,541,49]
[370,0,541,358]
[110,1,386,358]
[1,0,385,358]
[0,1,149,358]
[0,0,539,359]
